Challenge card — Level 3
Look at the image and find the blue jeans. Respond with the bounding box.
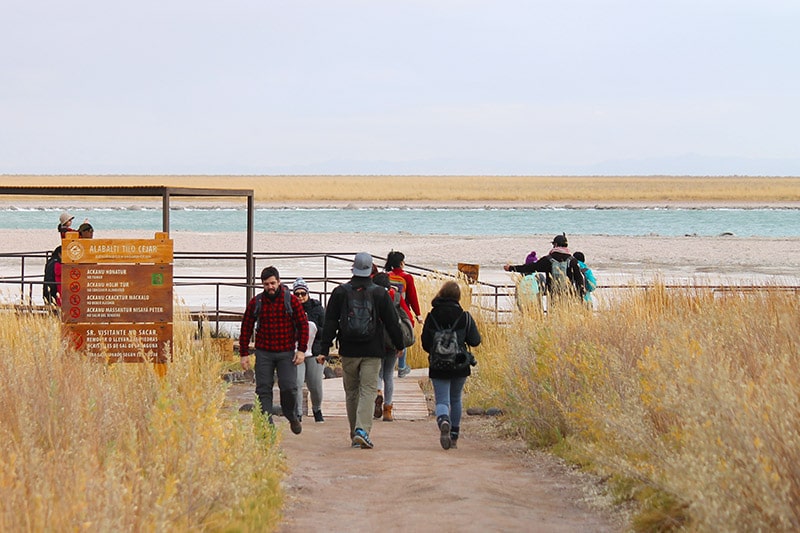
[377,351,398,405]
[431,376,467,428]
[397,348,408,374]
[254,349,298,422]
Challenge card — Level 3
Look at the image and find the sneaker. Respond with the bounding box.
[398,365,411,378]
[374,393,383,419]
[450,432,458,449]
[438,416,451,450]
[352,428,374,449]
[313,409,324,423]
[351,441,361,448]
[289,419,302,435]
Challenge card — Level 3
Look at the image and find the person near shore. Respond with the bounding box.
[371,272,402,422]
[58,212,77,239]
[292,277,327,423]
[385,250,422,378]
[77,222,94,238]
[573,251,597,304]
[525,250,538,264]
[504,234,585,300]
[319,252,404,449]
[239,266,309,435]
[421,281,482,450]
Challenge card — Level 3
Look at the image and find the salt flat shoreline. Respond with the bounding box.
[6,228,800,287]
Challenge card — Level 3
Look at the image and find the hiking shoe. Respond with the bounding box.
[438,415,451,450]
[352,428,374,449]
[450,432,458,449]
[398,365,411,378]
[374,393,383,419]
[313,409,324,423]
[289,419,302,435]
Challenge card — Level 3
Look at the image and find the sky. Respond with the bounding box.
[2,1,799,176]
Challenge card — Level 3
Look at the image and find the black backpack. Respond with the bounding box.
[428,312,469,371]
[338,283,378,342]
[43,246,61,305]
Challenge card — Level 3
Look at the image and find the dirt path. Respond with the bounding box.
[273,416,619,532]
[242,399,622,532]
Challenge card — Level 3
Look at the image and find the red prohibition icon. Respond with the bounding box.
[69,281,80,293]
[69,294,81,306]
[69,269,81,280]
[72,333,84,350]
[69,307,81,319]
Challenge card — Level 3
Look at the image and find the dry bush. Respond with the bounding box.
[0,303,284,531]
[471,284,800,531]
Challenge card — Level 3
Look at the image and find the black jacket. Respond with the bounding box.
[303,298,326,356]
[421,296,482,379]
[319,276,404,358]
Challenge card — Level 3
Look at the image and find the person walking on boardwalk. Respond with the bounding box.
[292,277,327,423]
[421,281,482,450]
[385,250,422,377]
[239,266,309,435]
[319,252,405,449]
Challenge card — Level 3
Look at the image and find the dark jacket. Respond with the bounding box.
[303,297,326,356]
[421,296,482,379]
[508,249,585,297]
[319,276,404,358]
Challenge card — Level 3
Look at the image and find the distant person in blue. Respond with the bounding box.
[573,251,597,304]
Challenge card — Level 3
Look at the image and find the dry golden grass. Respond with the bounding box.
[0,303,285,531]
[3,175,800,203]
[467,286,800,531]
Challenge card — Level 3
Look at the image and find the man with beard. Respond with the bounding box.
[239,266,309,434]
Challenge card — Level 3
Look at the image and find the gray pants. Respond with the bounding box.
[341,356,381,437]
[254,349,298,422]
[295,355,324,418]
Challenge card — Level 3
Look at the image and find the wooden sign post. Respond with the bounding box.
[62,232,173,372]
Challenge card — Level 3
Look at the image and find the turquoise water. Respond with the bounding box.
[3,206,799,237]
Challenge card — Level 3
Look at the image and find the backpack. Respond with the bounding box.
[251,285,293,332]
[428,313,468,371]
[43,246,61,305]
[384,289,415,349]
[338,283,378,342]
[579,262,597,293]
[548,256,572,295]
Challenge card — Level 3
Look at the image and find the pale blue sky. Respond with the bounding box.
[2,1,799,176]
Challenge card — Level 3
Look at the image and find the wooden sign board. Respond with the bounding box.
[62,264,173,323]
[457,263,480,284]
[62,233,173,264]
[65,323,172,363]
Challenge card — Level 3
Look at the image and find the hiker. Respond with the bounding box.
[573,251,597,305]
[319,252,404,449]
[43,245,62,307]
[292,277,327,423]
[421,281,481,450]
[58,212,77,239]
[239,266,309,435]
[385,250,422,378]
[371,272,403,422]
[504,234,585,300]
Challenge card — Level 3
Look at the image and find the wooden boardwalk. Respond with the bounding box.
[315,367,430,420]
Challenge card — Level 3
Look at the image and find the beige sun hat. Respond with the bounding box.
[59,211,74,225]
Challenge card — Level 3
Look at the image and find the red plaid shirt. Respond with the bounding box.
[239,286,309,356]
